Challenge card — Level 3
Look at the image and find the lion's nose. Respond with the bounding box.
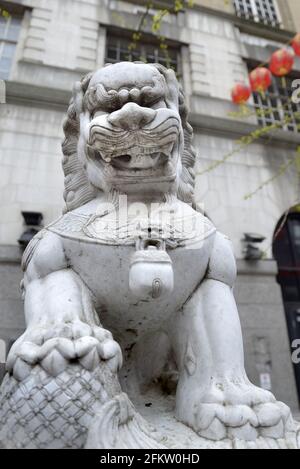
[108,103,156,130]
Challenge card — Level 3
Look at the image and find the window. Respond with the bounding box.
[250,73,300,133]
[234,0,281,27]
[0,13,22,79]
[105,33,180,75]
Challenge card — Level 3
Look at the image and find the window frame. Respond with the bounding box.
[105,29,182,79]
[0,13,22,80]
[233,0,282,28]
[248,62,300,133]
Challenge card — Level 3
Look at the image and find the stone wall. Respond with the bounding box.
[192,0,234,15]
[236,260,299,411]
[0,103,64,245]
[279,0,300,32]
[193,130,298,258]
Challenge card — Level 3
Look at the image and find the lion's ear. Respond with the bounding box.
[151,63,196,205]
[61,73,97,213]
[150,63,179,112]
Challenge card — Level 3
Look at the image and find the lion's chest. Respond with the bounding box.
[62,238,213,335]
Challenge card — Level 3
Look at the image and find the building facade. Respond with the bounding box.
[0,0,300,411]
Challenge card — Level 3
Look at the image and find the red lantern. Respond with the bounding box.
[292,33,300,56]
[249,67,272,93]
[269,48,294,77]
[231,83,251,104]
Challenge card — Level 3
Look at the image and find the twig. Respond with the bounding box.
[244,156,295,200]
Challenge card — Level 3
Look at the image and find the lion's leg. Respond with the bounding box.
[172,279,247,400]
[0,232,165,449]
[0,266,123,449]
[171,233,298,446]
[4,230,122,378]
[6,268,123,379]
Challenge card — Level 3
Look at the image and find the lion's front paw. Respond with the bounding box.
[178,379,297,444]
[6,321,122,381]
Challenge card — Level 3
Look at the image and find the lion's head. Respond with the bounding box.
[62,62,196,213]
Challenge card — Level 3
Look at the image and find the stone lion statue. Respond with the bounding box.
[0,62,299,449]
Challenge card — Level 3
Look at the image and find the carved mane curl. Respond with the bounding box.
[62,64,196,213]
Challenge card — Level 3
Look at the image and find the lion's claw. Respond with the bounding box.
[6,321,122,380]
[179,381,297,443]
[194,401,293,442]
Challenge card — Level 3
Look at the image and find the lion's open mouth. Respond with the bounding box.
[87,143,177,180]
[102,150,170,171]
[86,110,181,183]
[99,147,172,171]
